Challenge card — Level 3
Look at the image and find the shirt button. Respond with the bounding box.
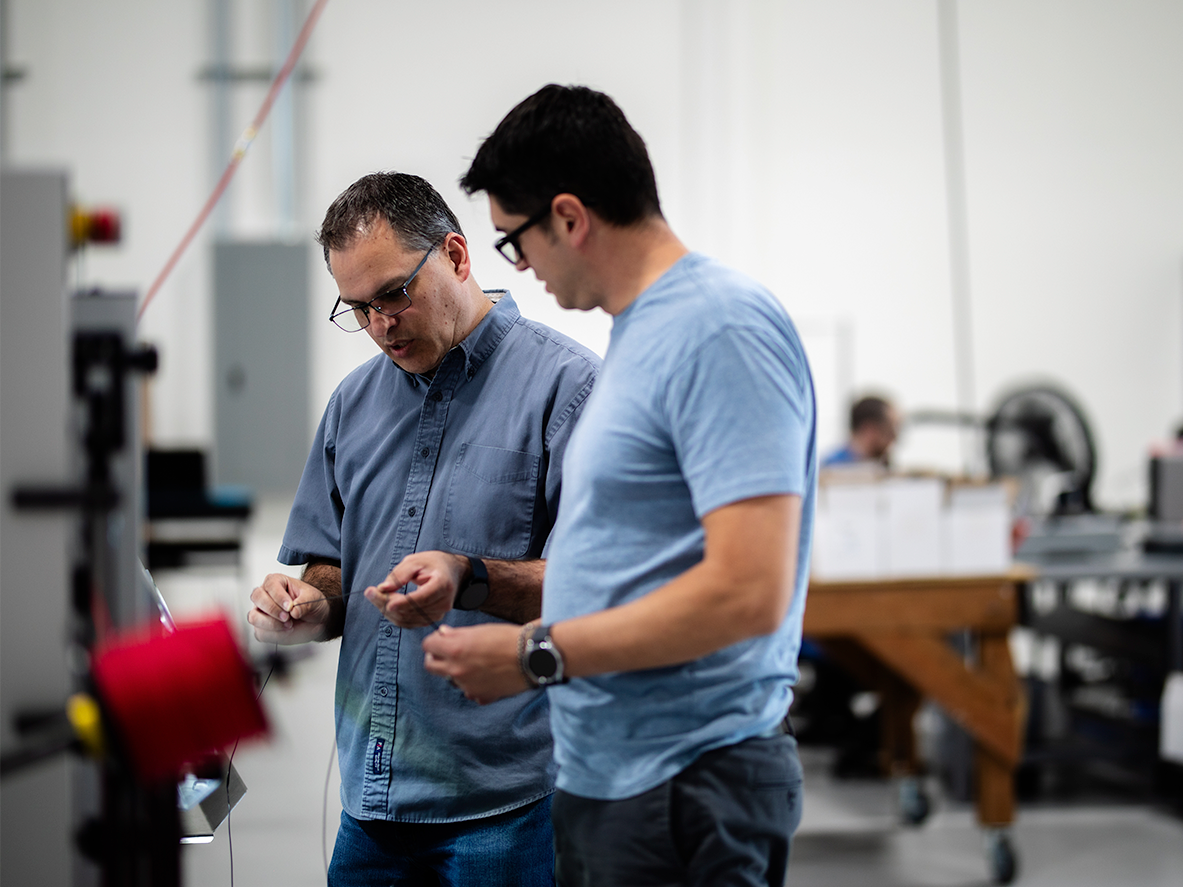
[379,686,388,697]
[421,447,430,458]
[431,391,443,402]
[407,506,416,517]
[383,625,393,637]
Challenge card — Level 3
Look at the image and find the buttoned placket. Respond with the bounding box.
[362,349,467,814]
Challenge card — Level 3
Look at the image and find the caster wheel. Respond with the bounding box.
[898,776,930,826]
[984,829,1018,884]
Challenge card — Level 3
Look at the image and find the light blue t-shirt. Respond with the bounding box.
[542,253,817,801]
[279,293,600,822]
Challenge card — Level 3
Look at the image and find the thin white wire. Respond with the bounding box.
[323,735,338,882]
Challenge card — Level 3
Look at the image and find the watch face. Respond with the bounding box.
[456,580,489,611]
[528,647,558,680]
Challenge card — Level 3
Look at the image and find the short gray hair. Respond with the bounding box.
[315,172,464,269]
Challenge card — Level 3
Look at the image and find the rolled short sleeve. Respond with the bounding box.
[278,391,344,566]
[664,324,812,519]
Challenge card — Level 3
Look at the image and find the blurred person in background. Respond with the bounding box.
[823,395,899,468]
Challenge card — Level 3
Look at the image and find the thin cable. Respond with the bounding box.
[227,648,278,887]
[322,735,337,881]
[136,0,330,324]
[311,590,439,882]
[289,587,444,633]
[275,588,441,884]
[405,595,444,633]
[227,772,235,887]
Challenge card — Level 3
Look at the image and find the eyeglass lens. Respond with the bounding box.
[330,243,436,332]
[494,203,553,266]
[498,240,524,265]
[331,290,412,332]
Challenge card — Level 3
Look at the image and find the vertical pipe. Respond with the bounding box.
[837,319,856,443]
[210,0,232,237]
[1,0,10,163]
[272,0,297,238]
[937,0,978,473]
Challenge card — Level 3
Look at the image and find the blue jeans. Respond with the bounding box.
[552,735,803,887]
[328,797,555,887]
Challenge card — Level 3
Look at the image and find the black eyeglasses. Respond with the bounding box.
[329,245,436,333]
[493,202,553,266]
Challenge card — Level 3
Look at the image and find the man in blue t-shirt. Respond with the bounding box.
[247,172,599,886]
[424,86,818,886]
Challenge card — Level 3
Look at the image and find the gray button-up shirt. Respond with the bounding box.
[279,293,599,822]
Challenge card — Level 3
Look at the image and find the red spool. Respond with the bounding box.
[91,616,269,782]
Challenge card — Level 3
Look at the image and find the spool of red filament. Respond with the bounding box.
[92,616,269,782]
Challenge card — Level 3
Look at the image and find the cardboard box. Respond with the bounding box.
[943,483,1011,575]
[812,474,1012,580]
[812,481,883,579]
[881,477,944,577]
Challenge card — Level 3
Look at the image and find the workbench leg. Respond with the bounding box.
[976,751,1014,826]
[817,639,920,776]
[882,675,929,825]
[822,638,932,824]
[881,675,921,777]
[975,631,1023,827]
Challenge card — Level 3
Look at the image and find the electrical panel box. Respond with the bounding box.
[213,240,311,495]
[1,168,76,887]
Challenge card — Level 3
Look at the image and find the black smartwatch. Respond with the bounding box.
[521,624,568,687]
[453,556,490,611]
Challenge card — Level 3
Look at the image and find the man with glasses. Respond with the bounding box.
[423,85,816,887]
[247,172,599,886]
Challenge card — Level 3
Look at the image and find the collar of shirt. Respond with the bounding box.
[400,290,518,388]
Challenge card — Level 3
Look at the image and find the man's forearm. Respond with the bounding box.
[475,558,545,624]
[551,561,787,677]
[303,560,345,640]
[418,497,800,706]
[551,495,801,678]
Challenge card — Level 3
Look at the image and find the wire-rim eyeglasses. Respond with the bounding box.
[328,243,436,333]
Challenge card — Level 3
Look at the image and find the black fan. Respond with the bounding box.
[986,385,1097,516]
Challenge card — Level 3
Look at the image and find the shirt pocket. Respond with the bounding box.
[443,444,541,559]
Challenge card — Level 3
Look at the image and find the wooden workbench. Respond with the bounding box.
[803,570,1032,826]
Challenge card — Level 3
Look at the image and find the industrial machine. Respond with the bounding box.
[1,169,267,886]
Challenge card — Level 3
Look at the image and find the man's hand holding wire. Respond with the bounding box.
[364,551,469,629]
[248,573,334,644]
[423,623,532,704]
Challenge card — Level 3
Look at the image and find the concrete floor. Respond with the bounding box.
[158,496,1183,886]
[791,746,1183,886]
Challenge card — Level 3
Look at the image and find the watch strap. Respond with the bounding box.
[454,556,490,611]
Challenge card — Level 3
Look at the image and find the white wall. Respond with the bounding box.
[5,0,1181,509]
[958,0,1183,506]
[5,0,210,443]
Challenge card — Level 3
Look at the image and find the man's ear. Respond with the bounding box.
[551,194,592,248]
[441,232,472,282]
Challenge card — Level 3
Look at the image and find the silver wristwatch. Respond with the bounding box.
[520,623,568,687]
